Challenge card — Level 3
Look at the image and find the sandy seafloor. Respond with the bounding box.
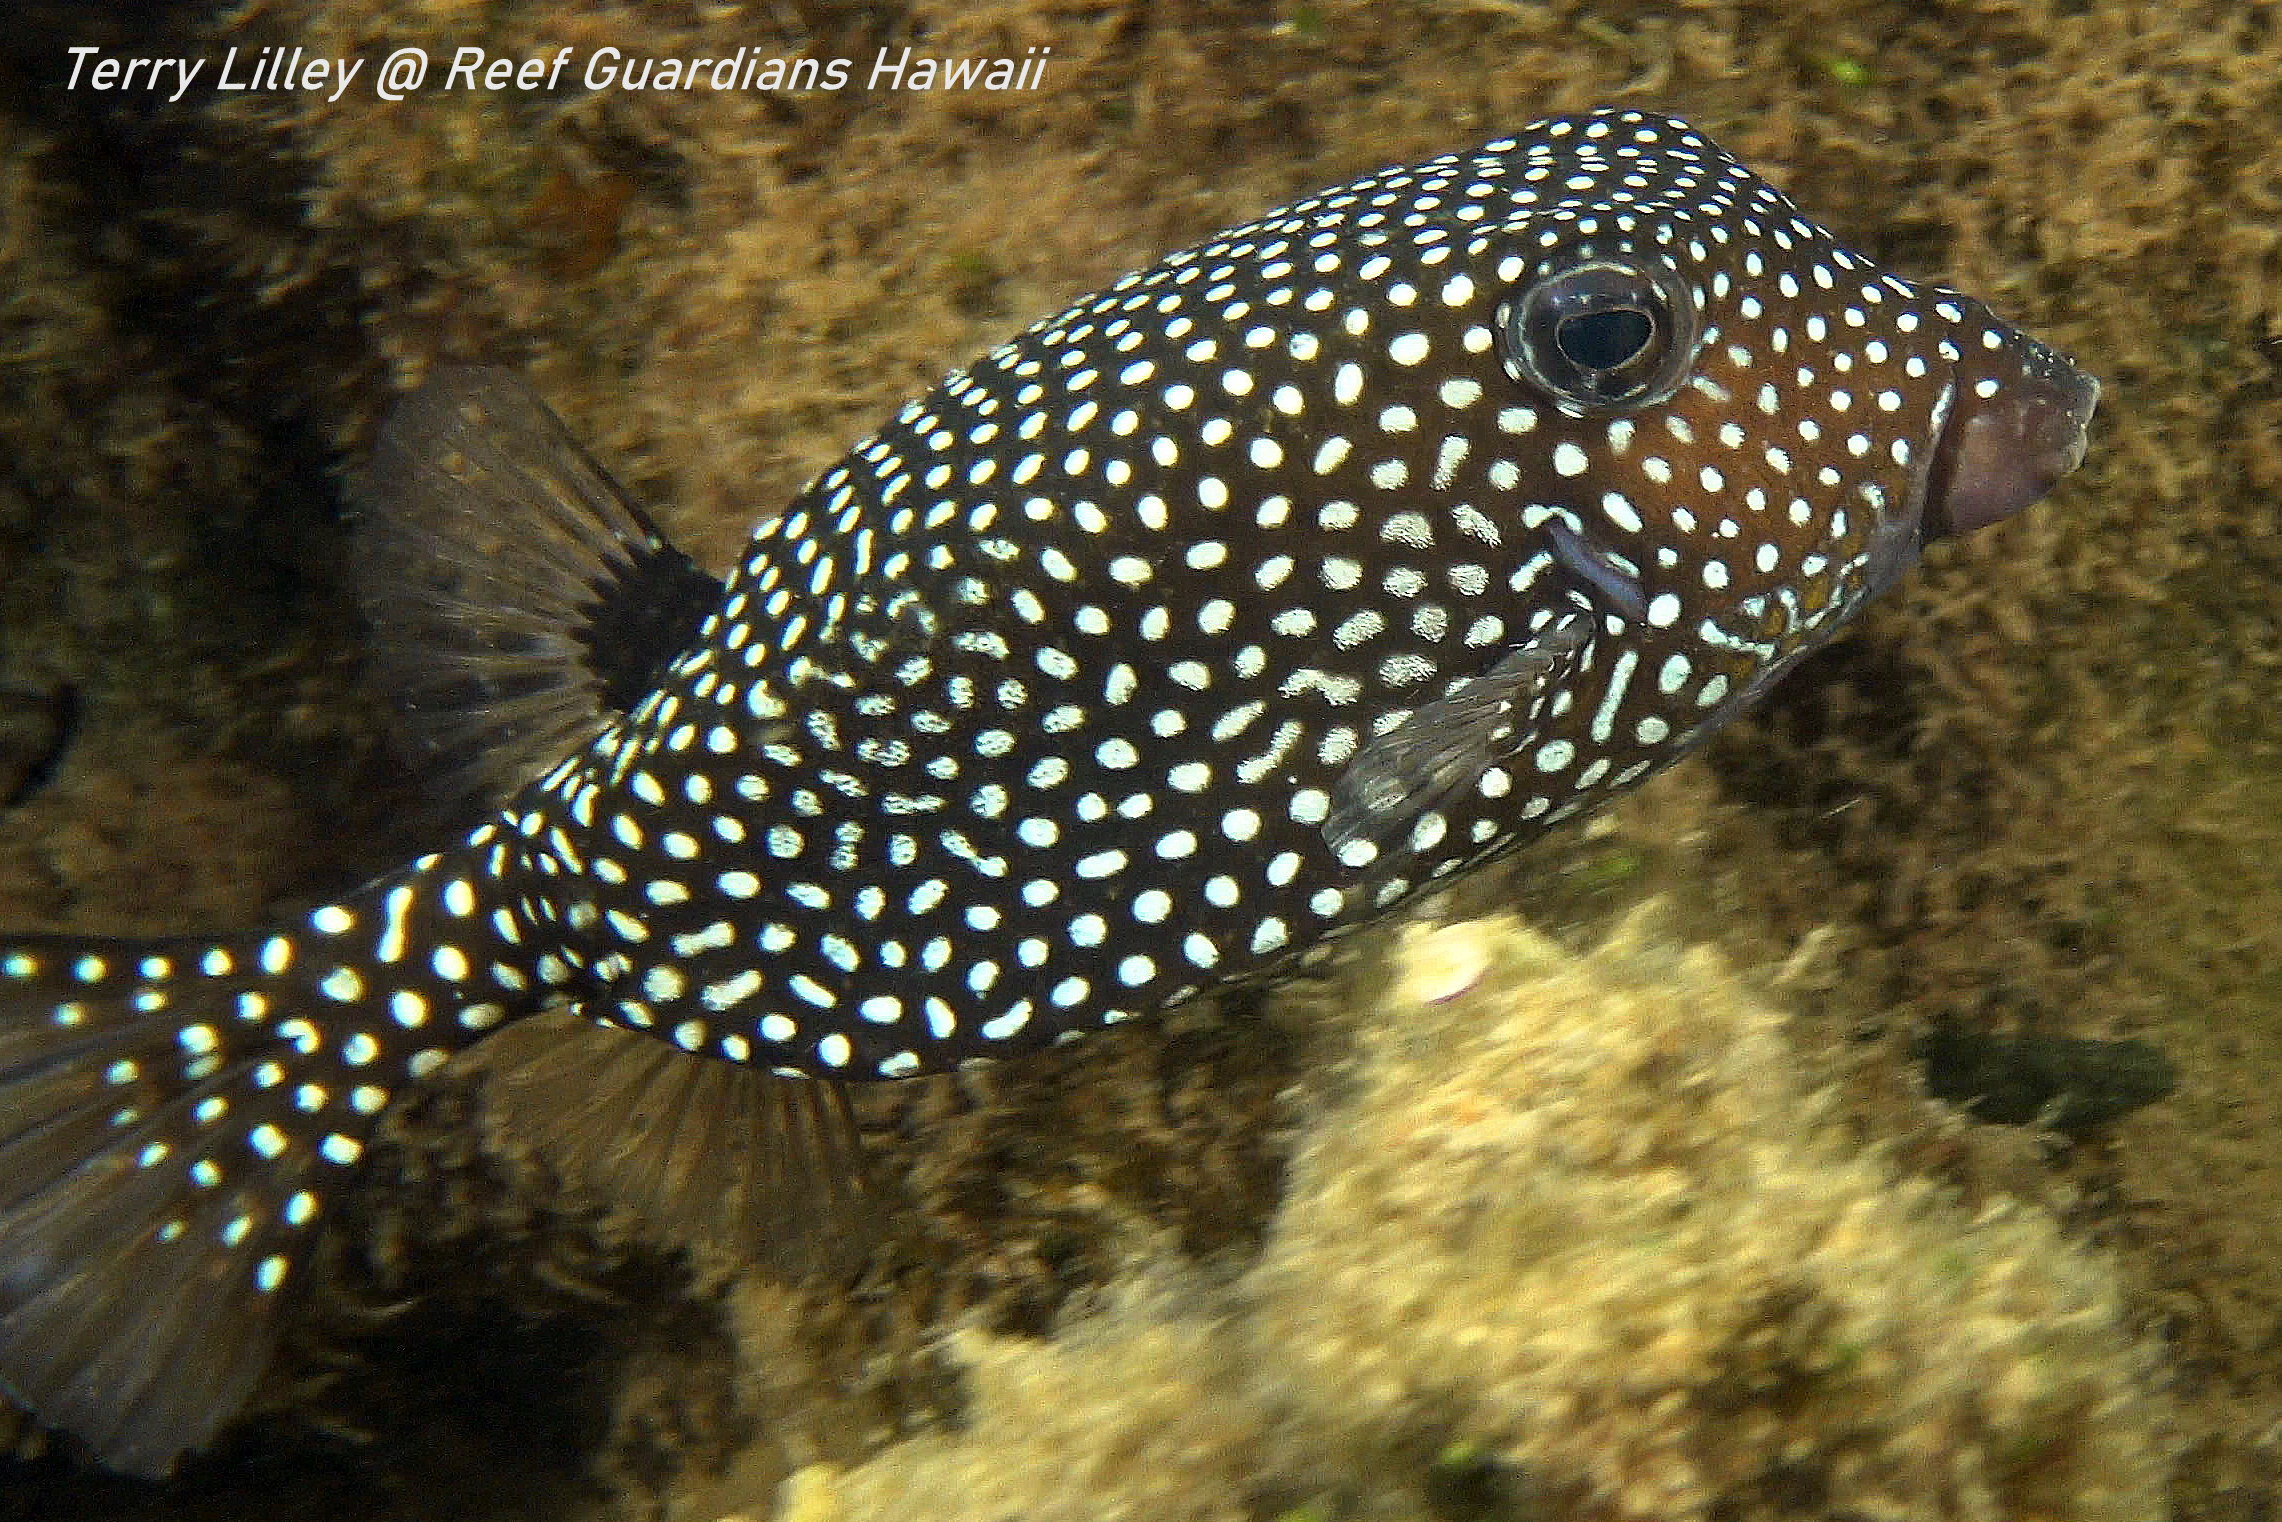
[0,0,2279,1517]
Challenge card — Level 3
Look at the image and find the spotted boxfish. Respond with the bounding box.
[0,108,2094,1475]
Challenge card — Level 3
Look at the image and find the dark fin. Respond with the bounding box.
[466,1015,877,1283]
[350,366,725,813]
[0,932,378,1476]
[1325,612,1594,859]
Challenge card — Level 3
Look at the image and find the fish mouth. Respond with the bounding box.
[1917,333,2100,541]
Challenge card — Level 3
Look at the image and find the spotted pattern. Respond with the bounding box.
[0,109,2091,1425]
[473,108,2068,1082]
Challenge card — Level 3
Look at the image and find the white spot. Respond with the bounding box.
[1077,849,1128,878]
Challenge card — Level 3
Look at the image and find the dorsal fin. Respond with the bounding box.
[349,367,723,812]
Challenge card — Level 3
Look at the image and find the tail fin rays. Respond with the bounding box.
[0,934,357,1476]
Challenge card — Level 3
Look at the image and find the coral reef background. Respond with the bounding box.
[0,0,2277,1517]
[758,917,2171,1522]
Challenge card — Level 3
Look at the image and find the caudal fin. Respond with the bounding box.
[0,932,385,1475]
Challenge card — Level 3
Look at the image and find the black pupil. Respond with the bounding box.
[1555,306,1653,370]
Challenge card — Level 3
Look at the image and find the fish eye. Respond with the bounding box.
[1505,257,1699,412]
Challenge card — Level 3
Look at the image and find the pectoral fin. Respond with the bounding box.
[1325,612,1593,858]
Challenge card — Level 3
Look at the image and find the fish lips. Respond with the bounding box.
[1916,332,2100,542]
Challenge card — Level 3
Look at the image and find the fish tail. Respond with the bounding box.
[0,893,490,1475]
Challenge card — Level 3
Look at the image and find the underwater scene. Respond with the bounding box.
[0,0,2278,1518]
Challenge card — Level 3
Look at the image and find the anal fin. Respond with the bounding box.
[463,1016,878,1285]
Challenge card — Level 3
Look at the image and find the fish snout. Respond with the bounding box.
[1921,332,2099,540]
